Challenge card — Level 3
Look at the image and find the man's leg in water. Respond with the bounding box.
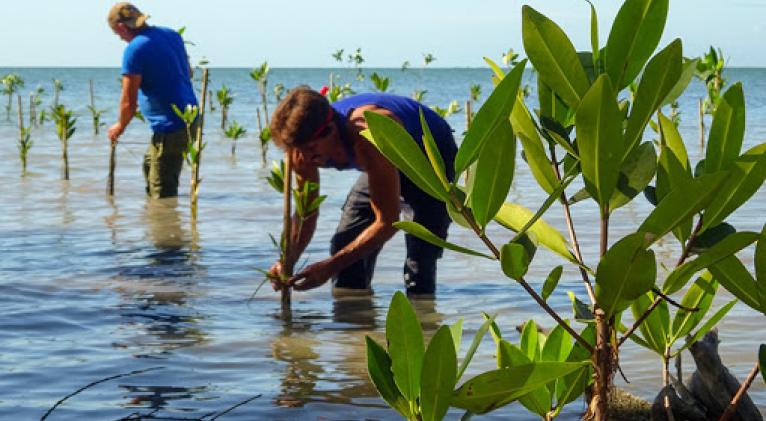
[330,174,382,292]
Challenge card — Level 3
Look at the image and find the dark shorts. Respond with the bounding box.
[143,125,192,199]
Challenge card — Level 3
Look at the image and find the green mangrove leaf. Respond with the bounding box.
[394,221,495,260]
[656,112,693,242]
[568,291,595,323]
[677,299,737,354]
[702,143,766,231]
[450,319,464,355]
[604,0,669,90]
[554,365,590,413]
[470,123,516,228]
[689,223,737,255]
[494,203,574,264]
[498,340,529,368]
[419,108,449,190]
[365,336,412,418]
[624,39,682,158]
[457,316,495,381]
[454,60,525,174]
[501,243,530,281]
[520,320,540,360]
[759,345,766,384]
[705,83,746,173]
[420,325,457,421]
[662,58,699,107]
[364,112,448,202]
[631,292,669,354]
[483,57,507,82]
[595,232,657,318]
[756,225,766,310]
[588,0,600,67]
[639,172,727,244]
[542,323,574,362]
[670,273,716,343]
[709,256,760,311]
[610,141,658,210]
[512,98,559,194]
[542,266,564,301]
[451,362,588,414]
[576,74,623,208]
[663,231,758,295]
[386,291,424,402]
[522,6,590,109]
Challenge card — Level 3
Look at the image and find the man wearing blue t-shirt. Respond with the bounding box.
[107,2,198,198]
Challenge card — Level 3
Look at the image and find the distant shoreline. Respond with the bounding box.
[2,66,765,71]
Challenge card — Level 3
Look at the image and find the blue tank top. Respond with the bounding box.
[329,93,457,176]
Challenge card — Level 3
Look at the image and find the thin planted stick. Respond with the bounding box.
[718,362,761,421]
[40,366,162,420]
[698,98,705,149]
[17,95,27,175]
[280,152,294,315]
[663,349,677,421]
[107,140,116,196]
[191,69,209,216]
[465,100,472,130]
[89,79,97,135]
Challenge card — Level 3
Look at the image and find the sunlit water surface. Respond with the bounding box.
[1,67,765,419]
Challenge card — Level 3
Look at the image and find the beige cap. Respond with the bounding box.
[107,2,149,29]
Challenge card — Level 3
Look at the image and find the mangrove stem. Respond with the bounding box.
[718,362,760,421]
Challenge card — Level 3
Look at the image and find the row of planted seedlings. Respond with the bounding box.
[356,0,766,420]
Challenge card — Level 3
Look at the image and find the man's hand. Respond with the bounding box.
[268,261,283,291]
[290,259,336,291]
[107,123,125,143]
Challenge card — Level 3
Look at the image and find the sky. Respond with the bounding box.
[2,0,765,68]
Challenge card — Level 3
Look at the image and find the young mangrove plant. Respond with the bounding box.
[2,73,24,120]
[466,83,481,128]
[695,46,726,147]
[411,89,427,103]
[172,69,208,219]
[88,80,106,135]
[265,156,326,317]
[431,100,460,118]
[370,72,390,93]
[362,1,766,419]
[17,95,32,176]
[30,86,44,127]
[348,48,365,81]
[51,104,76,180]
[216,84,234,130]
[52,78,63,108]
[273,83,285,103]
[250,62,271,163]
[224,120,246,156]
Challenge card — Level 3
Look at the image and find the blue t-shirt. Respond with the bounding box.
[122,26,198,133]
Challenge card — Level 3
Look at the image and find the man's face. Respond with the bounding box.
[295,124,338,167]
[110,23,133,42]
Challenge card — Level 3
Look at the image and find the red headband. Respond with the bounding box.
[310,108,334,140]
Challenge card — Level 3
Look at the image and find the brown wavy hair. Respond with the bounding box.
[270,86,331,148]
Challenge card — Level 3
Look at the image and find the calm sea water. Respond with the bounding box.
[0,67,764,420]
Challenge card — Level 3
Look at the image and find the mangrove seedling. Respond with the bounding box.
[30,86,44,127]
[216,84,234,130]
[327,83,354,104]
[259,126,271,165]
[695,46,726,147]
[172,69,208,218]
[370,72,390,93]
[249,62,270,126]
[88,80,106,135]
[422,52,436,67]
[224,120,246,156]
[431,100,461,118]
[401,60,411,71]
[52,78,63,107]
[411,89,427,103]
[273,83,285,103]
[51,104,76,180]
[466,84,482,128]
[2,73,24,120]
[17,95,32,176]
[331,49,344,63]
[347,48,365,80]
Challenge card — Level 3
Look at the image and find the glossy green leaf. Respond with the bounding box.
[511,98,559,194]
[394,221,495,260]
[631,292,669,354]
[457,317,495,381]
[501,243,530,281]
[576,74,623,208]
[554,365,591,413]
[656,112,693,242]
[386,291,424,402]
[689,223,737,254]
[610,141,658,210]
[639,172,727,244]
[538,80,574,132]
[420,108,449,190]
[677,299,737,354]
[662,58,699,107]
[542,323,574,362]
[421,325,457,421]
[522,6,590,108]
[452,362,588,414]
[670,273,717,343]
[568,291,595,323]
[702,143,766,231]
[587,0,600,66]
[542,266,564,301]
[450,319,464,355]
[756,225,766,311]
[470,123,516,228]
[520,320,540,360]
[709,256,760,310]
[623,39,682,158]
[494,203,574,264]
[705,83,746,173]
[595,233,657,317]
[365,336,411,418]
[604,0,669,90]
[663,231,758,294]
[483,57,507,82]
[454,60,525,174]
[497,340,529,368]
[364,112,448,202]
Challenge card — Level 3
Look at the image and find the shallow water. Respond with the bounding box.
[0,67,765,419]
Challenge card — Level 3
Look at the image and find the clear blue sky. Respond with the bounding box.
[3,0,765,67]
